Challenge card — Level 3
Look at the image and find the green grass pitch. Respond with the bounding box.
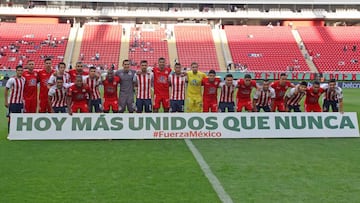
[0,87,359,202]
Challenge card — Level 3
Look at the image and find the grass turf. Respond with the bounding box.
[0,87,359,202]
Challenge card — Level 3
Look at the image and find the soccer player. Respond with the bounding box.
[169,63,186,112]
[84,66,102,112]
[236,74,257,112]
[322,79,344,113]
[22,60,38,113]
[68,61,88,82]
[133,60,153,113]
[102,69,120,113]
[115,59,136,113]
[153,57,171,113]
[5,65,25,116]
[271,73,295,112]
[48,62,70,87]
[304,81,324,112]
[186,62,206,112]
[202,70,221,112]
[284,81,308,112]
[253,79,276,112]
[38,58,55,113]
[67,76,91,115]
[218,74,236,112]
[48,77,67,113]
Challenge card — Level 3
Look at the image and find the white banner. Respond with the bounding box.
[8,112,359,140]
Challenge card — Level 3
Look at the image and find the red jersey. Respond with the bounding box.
[271,80,292,101]
[202,77,221,100]
[153,67,171,96]
[305,87,324,105]
[169,74,186,100]
[22,70,38,100]
[236,79,257,100]
[103,77,120,100]
[38,69,55,96]
[68,85,91,103]
[6,77,25,104]
[68,69,88,83]
[84,76,101,100]
[48,86,67,107]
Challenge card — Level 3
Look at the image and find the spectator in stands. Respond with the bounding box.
[343,45,348,52]
[122,28,126,36]
[351,59,358,64]
[352,45,357,52]
[95,52,100,61]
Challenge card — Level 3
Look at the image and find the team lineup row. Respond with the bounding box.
[5,57,344,116]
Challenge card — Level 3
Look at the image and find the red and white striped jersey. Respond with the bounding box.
[219,81,237,103]
[6,77,25,104]
[134,73,153,99]
[321,84,343,101]
[253,87,276,106]
[48,86,67,107]
[83,76,101,100]
[286,87,305,106]
[169,74,186,100]
[48,72,71,86]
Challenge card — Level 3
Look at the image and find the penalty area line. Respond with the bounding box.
[185,139,233,203]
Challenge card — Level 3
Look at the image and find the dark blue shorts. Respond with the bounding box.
[89,99,102,112]
[136,99,152,113]
[323,100,339,112]
[256,105,271,112]
[53,106,67,113]
[7,103,24,117]
[218,102,235,112]
[288,105,301,112]
[170,100,184,112]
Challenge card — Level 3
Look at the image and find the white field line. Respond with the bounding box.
[185,139,233,203]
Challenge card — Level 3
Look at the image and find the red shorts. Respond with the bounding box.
[24,98,37,113]
[154,94,170,109]
[272,100,285,112]
[104,99,119,112]
[72,102,89,113]
[305,103,322,112]
[203,99,218,112]
[236,100,252,112]
[39,94,52,113]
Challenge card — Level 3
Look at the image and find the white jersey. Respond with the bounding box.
[286,87,305,106]
[219,81,237,103]
[169,73,186,101]
[321,84,343,101]
[133,73,153,99]
[6,77,25,104]
[253,87,276,106]
[48,72,71,86]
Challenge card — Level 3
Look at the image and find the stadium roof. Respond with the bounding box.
[32,0,360,5]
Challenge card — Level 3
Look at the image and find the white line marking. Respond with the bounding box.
[185,139,233,203]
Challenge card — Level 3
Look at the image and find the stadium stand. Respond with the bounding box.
[225,25,310,72]
[297,26,360,72]
[128,26,169,68]
[174,25,220,71]
[0,23,70,69]
[78,24,122,69]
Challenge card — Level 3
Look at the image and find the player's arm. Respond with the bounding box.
[4,87,9,108]
[270,89,276,112]
[48,95,54,113]
[337,88,344,114]
[252,91,259,112]
[284,96,289,112]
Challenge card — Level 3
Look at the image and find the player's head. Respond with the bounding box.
[26,60,35,71]
[191,62,198,74]
[328,79,336,90]
[312,80,320,93]
[89,66,96,78]
[262,79,270,90]
[174,62,182,74]
[140,60,148,72]
[279,73,287,85]
[58,62,66,74]
[225,74,233,86]
[207,70,216,82]
[158,57,166,69]
[56,77,64,89]
[107,69,114,80]
[299,81,308,92]
[75,75,83,87]
[44,58,52,69]
[122,59,130,71]
[75,62,83,73]
[244,74,252,86]
[15,65,23,77]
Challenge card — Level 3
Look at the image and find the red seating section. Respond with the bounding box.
[128,27,169,67]
[79,24,122,69]
[0,23,70,69]
[225,26,309,72]
[174,25,220,71]
[297,26,360,72]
